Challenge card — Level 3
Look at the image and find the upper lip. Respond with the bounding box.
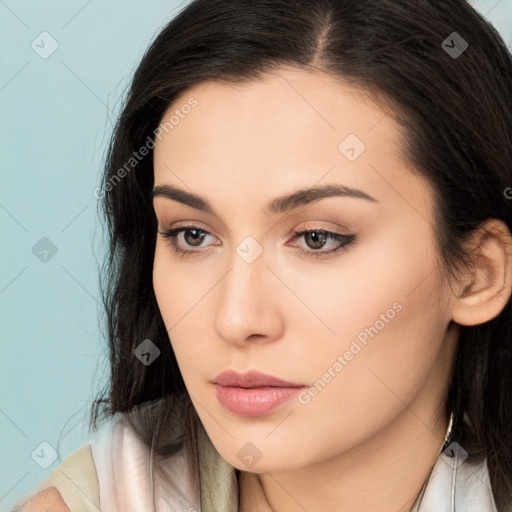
[212,370,306,388]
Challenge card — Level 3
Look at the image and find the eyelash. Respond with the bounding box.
[158,225,357,259]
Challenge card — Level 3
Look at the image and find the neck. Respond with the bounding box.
[239,403,450,512]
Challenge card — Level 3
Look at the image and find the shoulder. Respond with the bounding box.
[20,487,70,512]
[12,443,99,512]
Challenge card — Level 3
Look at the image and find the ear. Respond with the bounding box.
[452,218,512,326]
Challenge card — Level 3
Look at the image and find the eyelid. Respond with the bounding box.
[158,222,357,258]
[158,224,219,247]
[158,219,215,234]
[288,227,356,256]
[158,222,346,243]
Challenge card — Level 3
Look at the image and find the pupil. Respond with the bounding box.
[185,229,205,246]
[306,232,326,249]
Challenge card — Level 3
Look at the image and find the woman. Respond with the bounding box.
[14,0,512,510]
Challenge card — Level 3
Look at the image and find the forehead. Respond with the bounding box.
[152,66,433,222]
[155,66,400,158]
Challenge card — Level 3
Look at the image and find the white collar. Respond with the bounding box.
[90,414,498,512]
[418,445,497,511]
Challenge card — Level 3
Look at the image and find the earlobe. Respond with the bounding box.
[452,218,512,327]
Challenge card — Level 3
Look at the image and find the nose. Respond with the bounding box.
[213,244,284,347]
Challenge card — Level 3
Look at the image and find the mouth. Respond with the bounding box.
[211,369,307,417]
[212,369,306,388]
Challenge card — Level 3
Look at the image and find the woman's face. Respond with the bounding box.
[152,66,458,472]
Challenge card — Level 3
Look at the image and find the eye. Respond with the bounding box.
[158,225,217,257]
[158,225,357,259]
[290,228,357,259]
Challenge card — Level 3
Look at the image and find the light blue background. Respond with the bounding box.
[1,1,511,509]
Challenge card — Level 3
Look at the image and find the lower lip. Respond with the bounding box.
[213,384,305,417]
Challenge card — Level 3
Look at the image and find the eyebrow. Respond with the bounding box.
[150,183,377,215]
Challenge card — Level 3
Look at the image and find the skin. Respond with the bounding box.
[151,66,512,511]
[23,487,70,512]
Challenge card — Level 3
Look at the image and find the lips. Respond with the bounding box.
[212,369,305,388]
[211,370,307,417]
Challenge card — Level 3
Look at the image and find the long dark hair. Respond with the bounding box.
[90,0,512,508]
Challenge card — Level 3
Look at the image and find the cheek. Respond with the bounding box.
[152,246,203,356]
[292,224,448,434]
[280,215,443,357]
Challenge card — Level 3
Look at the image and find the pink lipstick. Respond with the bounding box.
[212,370,306,417]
